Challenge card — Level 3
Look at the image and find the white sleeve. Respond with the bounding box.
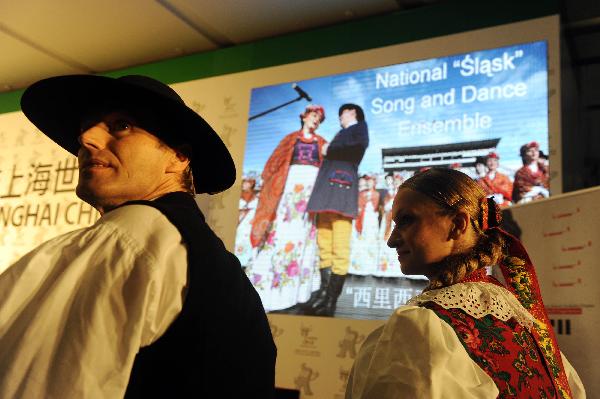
[111,206,189,347]
[345,306,498,399]
[0,205,187,399]
[561,352,586,399]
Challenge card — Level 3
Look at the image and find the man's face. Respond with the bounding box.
[339,109,357,129]
[76,111,184,214]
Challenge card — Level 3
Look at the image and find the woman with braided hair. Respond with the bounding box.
[345,168,585,398]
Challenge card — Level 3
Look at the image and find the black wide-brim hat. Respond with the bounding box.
[20,74,236,194]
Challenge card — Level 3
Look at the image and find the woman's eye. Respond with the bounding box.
[395,216,412,226]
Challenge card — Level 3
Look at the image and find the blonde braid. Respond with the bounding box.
[426,229,505,290]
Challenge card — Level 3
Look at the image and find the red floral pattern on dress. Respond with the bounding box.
[426,302,557,398]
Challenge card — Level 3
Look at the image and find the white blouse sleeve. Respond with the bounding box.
[561,352,586,399]
[345,305,498,399]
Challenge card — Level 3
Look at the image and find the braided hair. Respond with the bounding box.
[401,168,505,290]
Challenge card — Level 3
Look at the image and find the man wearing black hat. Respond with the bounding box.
[0,75,276,398]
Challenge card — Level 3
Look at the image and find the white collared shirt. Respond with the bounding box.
[0,205,187,398]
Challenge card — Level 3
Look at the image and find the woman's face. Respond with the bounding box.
[242,180,253,191]
[393,176,403,189]
[385,176,394,189]
[302,111,321,132]
[524,147,539,163]
[486,157,499,171]
[387,188,455,278]
[358,177,367,191]
[475,163,487,176]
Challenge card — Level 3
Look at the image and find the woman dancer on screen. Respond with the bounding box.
[246,105,327,312]
[513,141,549,203]
[349,174,380,275]
[346,168,585,399]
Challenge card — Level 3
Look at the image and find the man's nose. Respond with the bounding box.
[78,124,109,151]
[387,229,400,249]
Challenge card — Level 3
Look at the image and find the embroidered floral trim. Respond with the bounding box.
[503,256,535,309]
[407,282,537,331]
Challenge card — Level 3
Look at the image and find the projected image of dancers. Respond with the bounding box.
[238,40,551,319]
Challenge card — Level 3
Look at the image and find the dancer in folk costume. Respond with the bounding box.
[235,176,259,267]
[348,176,367,272]
[247,105,326,312]
[478,152,513,208]
[349,175,381,275]
[374,172,400,277]
[375,173,401,277]
[513,141,550,204]
[346,169,585,399]
[0,74,275,399]
[474,156,488,181]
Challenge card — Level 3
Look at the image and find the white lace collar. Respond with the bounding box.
[407,282,537,331]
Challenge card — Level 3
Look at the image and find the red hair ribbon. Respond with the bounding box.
[479,196,502,231]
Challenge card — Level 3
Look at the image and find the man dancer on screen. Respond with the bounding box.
[302,103,369,317]
[0,74,276,399]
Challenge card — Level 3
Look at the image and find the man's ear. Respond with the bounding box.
[166,150,190,173]
[449,211,470,240]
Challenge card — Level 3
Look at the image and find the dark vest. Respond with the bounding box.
[123,192,276,398]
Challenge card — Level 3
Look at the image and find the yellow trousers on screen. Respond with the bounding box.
[316,213,352,275]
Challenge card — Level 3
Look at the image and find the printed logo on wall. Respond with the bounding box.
[190,100,206,114]
[294,363,319,396]
[219,124,236,147]
[337,326,366,359]
[337,367,351,397]
[268,320,284,339]
[219,96,238,119]
[294,323,320,357]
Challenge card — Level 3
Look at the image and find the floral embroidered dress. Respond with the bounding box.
[345,273,586,399]
[246,138,323,311]
[234,192,259,267]
[373,187,397,277]
[346,270,585,399]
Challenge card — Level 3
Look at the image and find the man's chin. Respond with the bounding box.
[76,185,108,211]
